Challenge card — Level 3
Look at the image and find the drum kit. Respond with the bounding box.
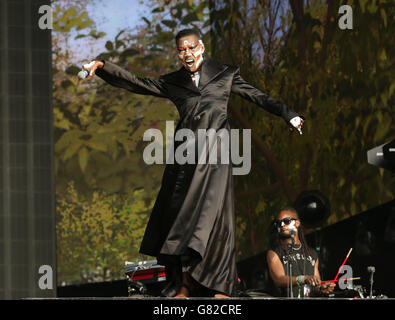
[319,248,388,299]
[325,265,388,299]
[124,260,167,297]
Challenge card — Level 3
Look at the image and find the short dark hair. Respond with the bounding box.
[277,206,299,217]
[175,28,202,46]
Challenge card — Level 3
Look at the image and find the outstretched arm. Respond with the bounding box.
[83,60,169,98]
[231,68,305,133]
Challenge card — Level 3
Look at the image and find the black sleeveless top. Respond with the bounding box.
[271,245,318,298]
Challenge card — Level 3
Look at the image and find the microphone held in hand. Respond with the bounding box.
[78,70,89,79]
[78,61,97,79]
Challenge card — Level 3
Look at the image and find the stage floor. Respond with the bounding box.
[24,296,394,300]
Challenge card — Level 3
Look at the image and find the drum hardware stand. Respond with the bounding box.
[367,266,375,298]
[287,237,295,298]
[127,279,146,296]
[353,285,366,298]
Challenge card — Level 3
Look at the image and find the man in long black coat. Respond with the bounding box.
[83,28,305,297]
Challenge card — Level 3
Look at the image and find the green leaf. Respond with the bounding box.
[181,12,199,25]
[380,8,387,28]
[86,140,107,152]
[152,7,164,13]
[62,142,82,162]
[66,65,81,75]
[75,34,87,40]
[89,30,106,39]
[373,118,391,143]
[78,147,89,173]
[116,40,125,49]
[155,24,162,33]
[196,11,204,21]
[389,82,395,97]
[171,7,182,19]
[120,48,139,61]
[378,49,387,61]
[115,30,125,41]
[56,119,71,130]
[105,41,114,51]
[162,20,177,28]
[58,8,76,24]
[76,20,94,31]
[55,130,82,153]
[142,17,151,26]
[95,53,111,61]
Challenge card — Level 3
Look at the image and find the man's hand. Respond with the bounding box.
[304,275,320,287]
[82,60,104,79]
[317,282,336,296]
[289,116,304,135]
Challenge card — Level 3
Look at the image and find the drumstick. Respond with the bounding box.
[321,277,360,283]
[333,248,353,282]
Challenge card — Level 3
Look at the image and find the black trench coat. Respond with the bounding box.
[96,57,303,296]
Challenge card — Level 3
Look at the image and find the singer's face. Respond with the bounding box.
[276,210,300,235]
[177,35,205,73]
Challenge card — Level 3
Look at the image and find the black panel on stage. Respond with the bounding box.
[0,0,56,299]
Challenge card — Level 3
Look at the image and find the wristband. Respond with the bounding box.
[296,275,305,287]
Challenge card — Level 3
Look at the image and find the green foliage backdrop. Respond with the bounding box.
[210,0,394,257]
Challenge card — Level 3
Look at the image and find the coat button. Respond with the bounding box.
[194,115,201,121]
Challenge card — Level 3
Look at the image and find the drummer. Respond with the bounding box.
[266,206,335,297]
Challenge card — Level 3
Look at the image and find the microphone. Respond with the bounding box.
[78,70,89,79]
[288,224,297,237]
[78,61,96,79]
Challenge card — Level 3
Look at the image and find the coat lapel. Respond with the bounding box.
[198,58,228,90]
[162,58,229,94]
[163,67,200,94]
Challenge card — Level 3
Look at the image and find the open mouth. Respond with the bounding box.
[185,58,195,68]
